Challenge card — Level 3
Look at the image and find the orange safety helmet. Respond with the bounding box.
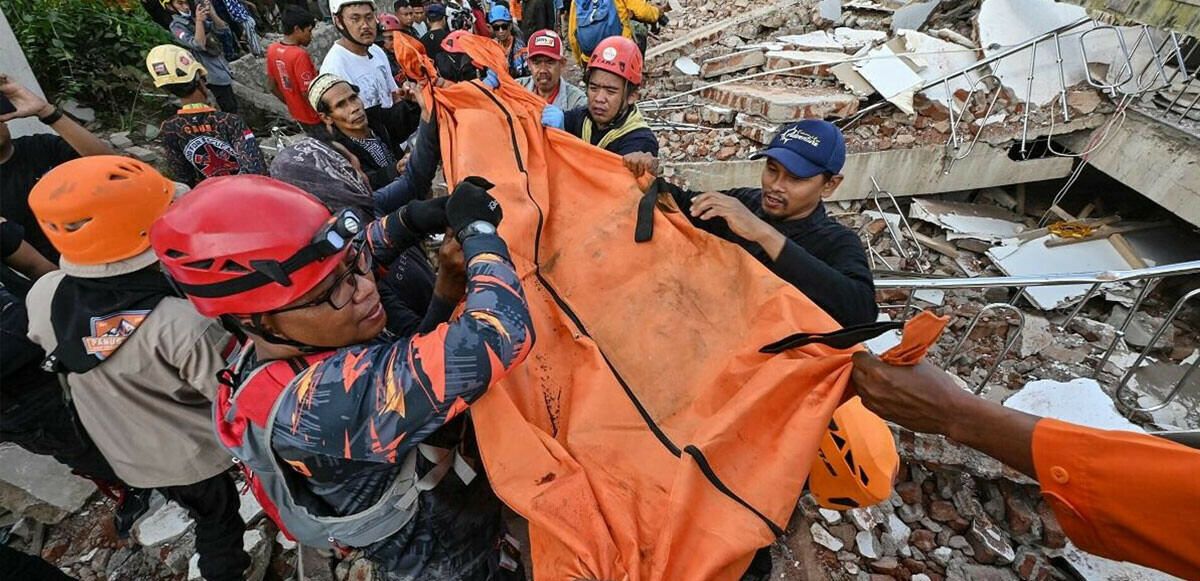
[807,396,900,510]
[29,156,174,266]
[587,35,643,86]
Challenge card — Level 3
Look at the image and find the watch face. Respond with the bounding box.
[476,222,497,235]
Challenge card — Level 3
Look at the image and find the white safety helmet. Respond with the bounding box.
[329,0,374,15]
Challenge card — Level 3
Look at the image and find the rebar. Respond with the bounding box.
[1114,288,1200,412]
[941,303,1026,394]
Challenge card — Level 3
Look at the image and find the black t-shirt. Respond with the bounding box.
[1,134,81,260]
[421,28,450,58]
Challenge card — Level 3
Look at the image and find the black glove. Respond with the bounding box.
[446,176,503,236]
[656,13,669,27]
[399,196,450,236]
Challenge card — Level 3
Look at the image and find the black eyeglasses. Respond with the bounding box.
[491,22,510,30]
[270,239,373,314]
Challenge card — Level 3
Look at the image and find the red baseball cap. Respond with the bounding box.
[527,29,564,60]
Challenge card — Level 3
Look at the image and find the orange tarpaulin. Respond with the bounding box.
[396,36,947,580]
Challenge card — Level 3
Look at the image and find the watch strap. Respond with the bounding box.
[38,106,64,126]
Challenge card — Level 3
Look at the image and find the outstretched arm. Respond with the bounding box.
[272,231,533,463]
[849,352,1200,580]
[0,75,113,157]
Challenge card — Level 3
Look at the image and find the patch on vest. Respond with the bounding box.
[83,310,150,360]
[185,135,241,177]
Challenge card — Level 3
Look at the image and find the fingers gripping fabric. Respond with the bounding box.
[394,39,946,580]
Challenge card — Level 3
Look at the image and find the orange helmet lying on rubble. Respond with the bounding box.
[808,397,900,510]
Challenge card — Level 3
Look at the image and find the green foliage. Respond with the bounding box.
[2,0,171,118]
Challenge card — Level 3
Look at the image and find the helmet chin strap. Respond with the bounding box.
[220,314,329,354]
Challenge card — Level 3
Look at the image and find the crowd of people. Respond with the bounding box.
[1,0,1198,579]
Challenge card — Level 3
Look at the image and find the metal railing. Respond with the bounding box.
[874,260,1200,413]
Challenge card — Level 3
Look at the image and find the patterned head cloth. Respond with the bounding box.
[269,138,375,217]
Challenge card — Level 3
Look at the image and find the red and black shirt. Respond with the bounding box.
[158,104,267,186]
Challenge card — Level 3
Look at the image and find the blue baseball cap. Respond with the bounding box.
[488,4,512,22]
[426,3,446,18]
[750,119,846,178]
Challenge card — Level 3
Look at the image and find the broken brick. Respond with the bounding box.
[1013,547,1053,581]
[700,50,766,79]
[1003,490,1038,538]
[699,105,737,126]
[701,83,859,122]
[1036,502,1067,550]
[734,113,780,144]
[763,50,848,78]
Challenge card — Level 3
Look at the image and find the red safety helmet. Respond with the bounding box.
[587,35,643,86]
[441,29,471,53]
[378,13,404,31]
[149,175,352,317]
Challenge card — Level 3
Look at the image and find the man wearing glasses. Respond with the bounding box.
[487,4,528,77]
[152,174,533,579]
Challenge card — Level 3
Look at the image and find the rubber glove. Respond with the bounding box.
[541,104,565,129]
[483,69,500,89]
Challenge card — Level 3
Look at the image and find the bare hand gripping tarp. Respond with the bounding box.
[395,37,948,580]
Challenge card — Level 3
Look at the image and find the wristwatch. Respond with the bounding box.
[38,106,64,126]
[456,220,497,243]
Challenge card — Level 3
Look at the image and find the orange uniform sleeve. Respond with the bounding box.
[1032,418,1200,579]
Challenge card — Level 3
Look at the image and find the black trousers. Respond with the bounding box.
[0,546,76,580]
[0,381,121,484]
[160,472,251,581]
[208,83,240,114]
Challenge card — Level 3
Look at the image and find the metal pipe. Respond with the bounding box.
[1061,282,1102,330]
[1054,32,1070,122]
[873,259,1200,290]
[941,303,1025,394]
[1114,288,1200,412]
[1093,278,1159,380]
[848,16,1095,123]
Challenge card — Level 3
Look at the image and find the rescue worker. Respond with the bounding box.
[552,36,658,164]
[164,0,240,113]
[25,157,251,581]
[309,73,405,190]
[850,352,1200,579]
[650,120,877,327]
[146,44,268,186]
[0,221,149,537]
[421,3,451,58]
[377,13,409,84]
[488,5,528,77]
[516,29,587,110]
[567,0,666,65]
[150,174,534,579]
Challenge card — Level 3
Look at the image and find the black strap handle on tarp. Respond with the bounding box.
[634,178,666,243]
[760,320,906,353]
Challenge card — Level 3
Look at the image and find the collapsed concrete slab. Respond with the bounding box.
[666,141,1074,194]
[0,444,95,524]
[646,0,804,67]
[1004,378,1145,432]
[976,0,1163,106]
[1062,110,1200,228]
[700,83,860,122]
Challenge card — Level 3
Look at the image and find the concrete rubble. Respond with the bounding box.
[4,0,1198,579]
[0,445,94,525]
